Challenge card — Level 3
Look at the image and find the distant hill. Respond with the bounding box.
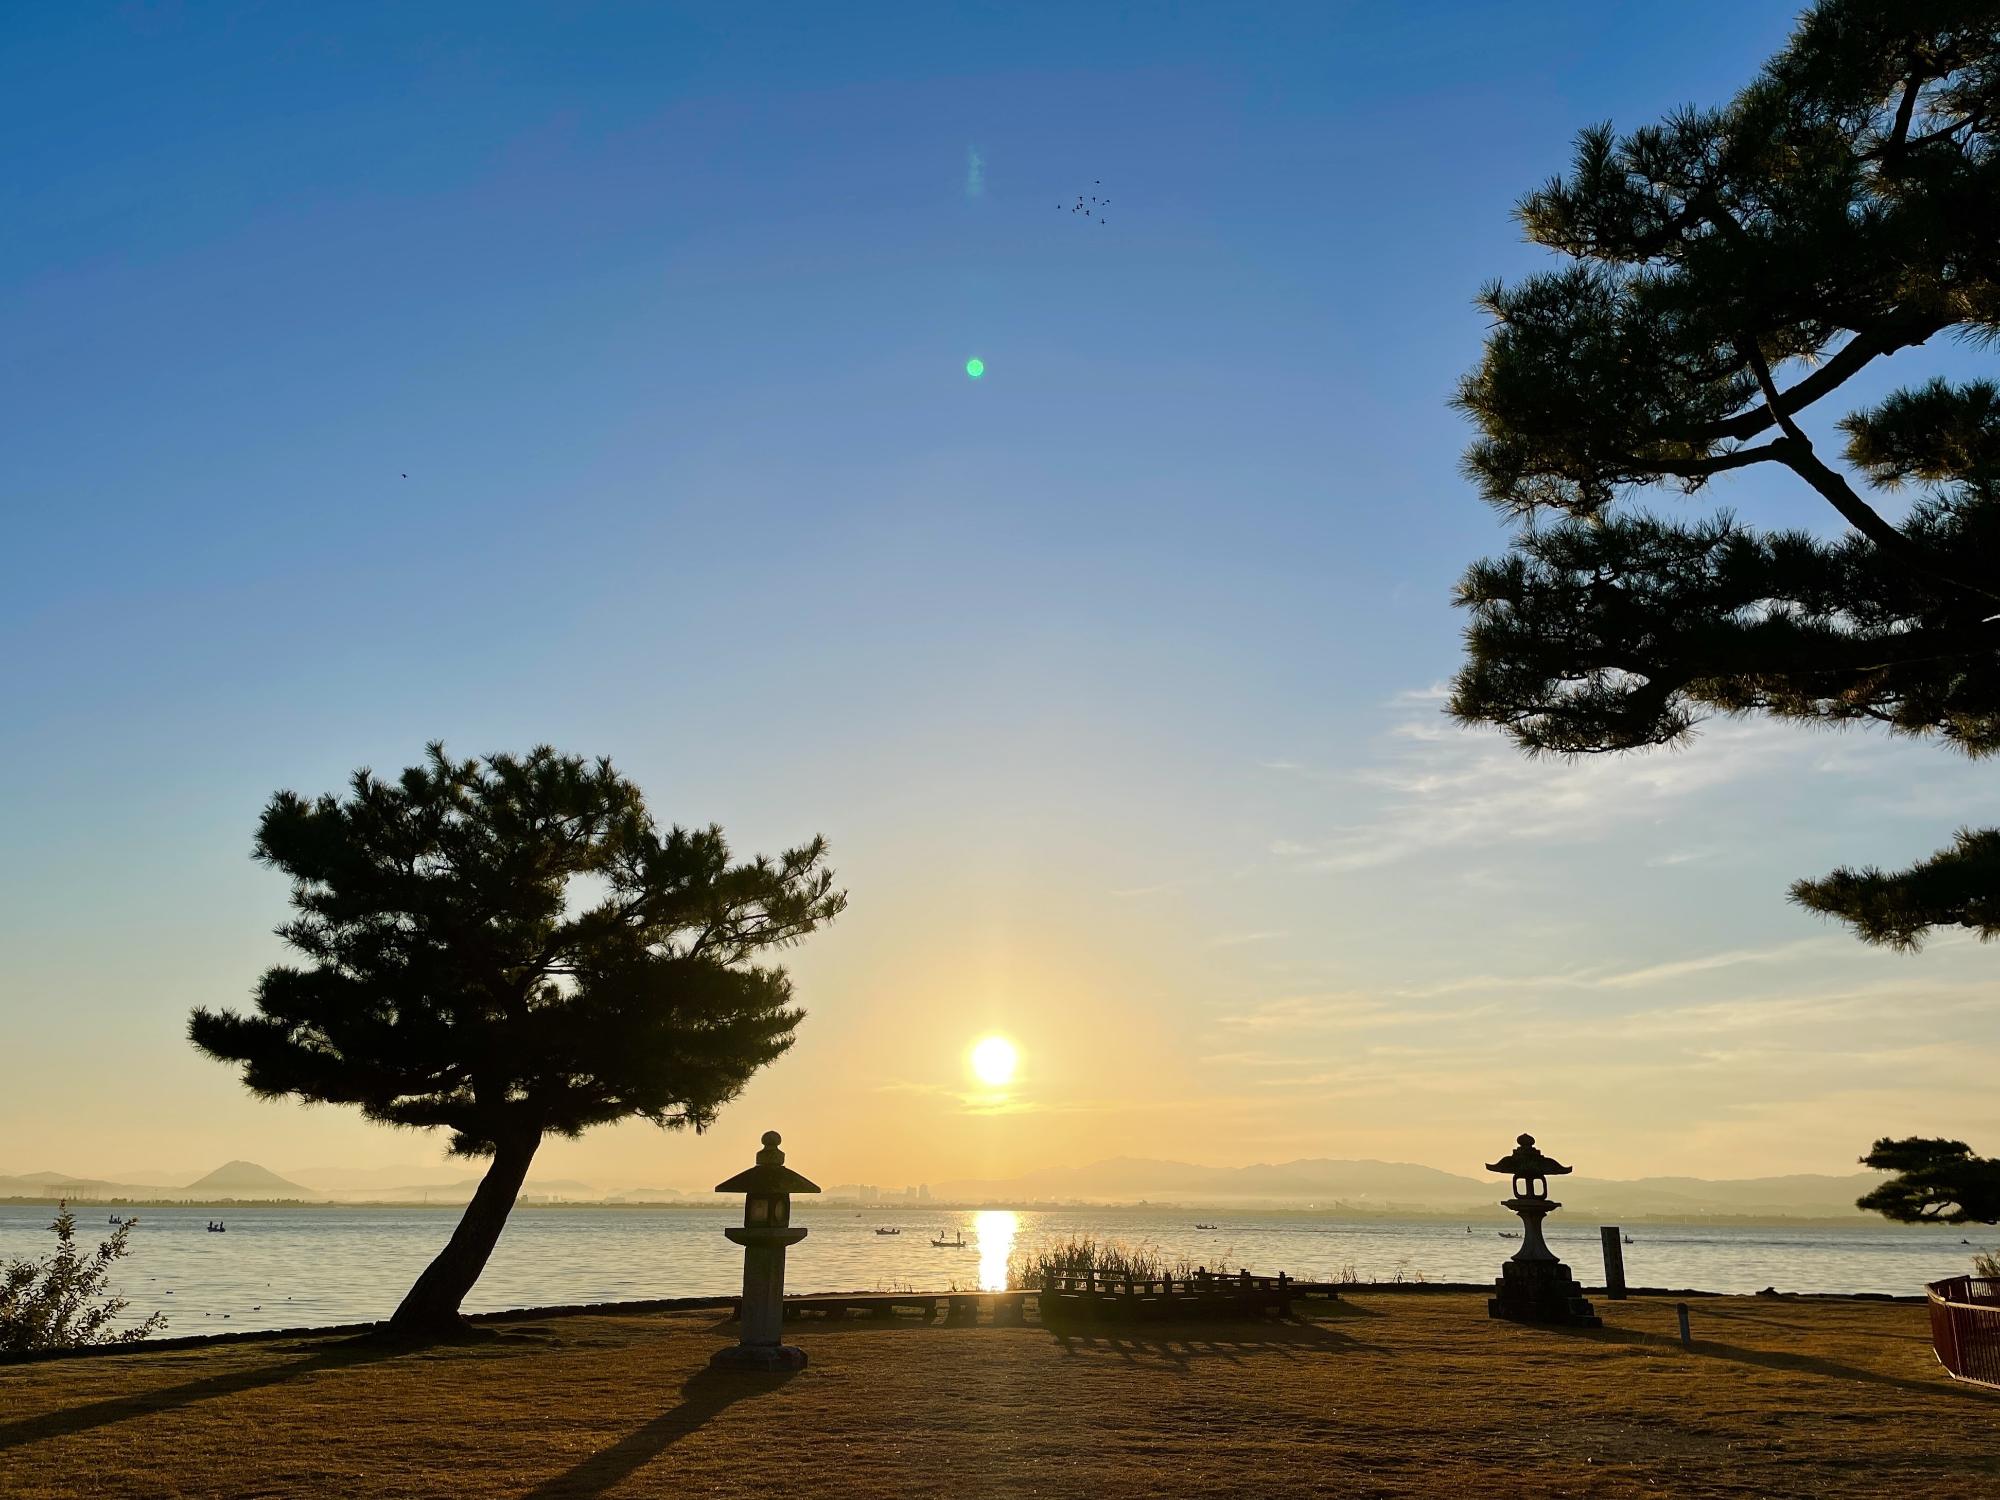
[931,1157,1886,1218]
[183,1161,317,1197]
[0,1161,319,1203]
[1561,1173,1880,1217]
[934,1156,1493,1208]
[284,1164,450,1191]
[0,1172,136,1198]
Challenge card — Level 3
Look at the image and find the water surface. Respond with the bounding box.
[1,1203,1985,1337]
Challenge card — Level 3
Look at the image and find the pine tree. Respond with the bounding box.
[1856,1137,2000,1225]
[189,744,844,1335]
[1450,1,2000,1211]
[1454,0,2000,936]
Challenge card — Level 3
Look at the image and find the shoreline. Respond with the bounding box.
[0,1280,1927,1366]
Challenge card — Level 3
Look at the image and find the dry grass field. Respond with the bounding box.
[1,1291,1995,1499]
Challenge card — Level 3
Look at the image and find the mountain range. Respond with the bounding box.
[927,1156,1889,1219]
[0,1153,1888,1217]
[0,1160,651,1205]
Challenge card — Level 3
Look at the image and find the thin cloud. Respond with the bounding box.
[1593,938,1837,990]
[1274,714,1855,875]
[1206,929,1287,948]
[1214,992,1505,1033]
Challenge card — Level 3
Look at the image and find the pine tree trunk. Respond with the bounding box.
[387,1129,541,1336]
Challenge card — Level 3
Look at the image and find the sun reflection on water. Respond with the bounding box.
[975,1210,1017,1292]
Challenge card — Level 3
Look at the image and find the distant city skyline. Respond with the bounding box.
[5,1,1996,1192]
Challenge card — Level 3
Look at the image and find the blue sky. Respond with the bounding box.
[5,2,1995,1190]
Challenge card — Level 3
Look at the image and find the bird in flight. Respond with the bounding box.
[1061,181,1111,226]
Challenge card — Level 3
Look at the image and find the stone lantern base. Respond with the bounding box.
[709,1342,808,1373]
[1488,1257,1601,1328]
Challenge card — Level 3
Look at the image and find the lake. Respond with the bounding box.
[1,1203,1989,1337]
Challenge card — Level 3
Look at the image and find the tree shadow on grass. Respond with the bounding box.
[516,1367,794,1500]
[1694,1304,1934,1345]
[0,1337,406,1452]
[1554,1323,1981,1400]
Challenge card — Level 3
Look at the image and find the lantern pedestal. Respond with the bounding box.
[713,1224,811,1372]
[1487,1198,1600,1328]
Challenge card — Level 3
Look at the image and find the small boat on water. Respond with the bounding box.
[931,1230,968,1248]
[1194,1223,1218,1230]
[1497,1231,1519,1240]
[874,1226,901,1236]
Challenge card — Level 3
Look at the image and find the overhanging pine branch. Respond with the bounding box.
[1744,342,2000,603]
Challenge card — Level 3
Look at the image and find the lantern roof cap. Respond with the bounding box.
[1485,1132,1572,1178]
[714,1130,821,1196]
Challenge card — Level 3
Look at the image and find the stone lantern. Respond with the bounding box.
[711,1130,819,1371]
[1485,1132,1600,1328]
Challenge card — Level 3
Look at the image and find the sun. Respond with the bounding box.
[969,1035,1018,1088]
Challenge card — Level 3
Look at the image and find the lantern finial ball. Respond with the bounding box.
[763,1130,782,1148]
[1517,1133,1535,1147]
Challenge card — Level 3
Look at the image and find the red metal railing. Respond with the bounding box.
[1926,1276,2000,1390]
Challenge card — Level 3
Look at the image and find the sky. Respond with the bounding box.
[4,1,1997,1196]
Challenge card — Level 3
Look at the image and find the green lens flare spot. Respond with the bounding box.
[965,358,985,379]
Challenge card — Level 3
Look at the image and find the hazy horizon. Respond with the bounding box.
[0,1142,1896,1205]
[7,1,1998,1194]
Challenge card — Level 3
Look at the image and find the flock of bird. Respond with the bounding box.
[1061,180,1109,225]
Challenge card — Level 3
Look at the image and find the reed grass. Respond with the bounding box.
[1006,1235,1233,1290]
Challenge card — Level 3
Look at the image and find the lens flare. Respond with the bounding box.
[965,357,985,379]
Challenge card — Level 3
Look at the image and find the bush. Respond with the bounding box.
[1975,1249,1999,1281]
[0,1204,166,1352]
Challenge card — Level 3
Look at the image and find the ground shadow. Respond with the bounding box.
[1296,1298,1384,1321]
[1695,1304,1934,1345]
[0,1337,404,1452]
[1554,1323,1981,1400]
[1045,1317,1379,1368]
[516,1367,794,1500]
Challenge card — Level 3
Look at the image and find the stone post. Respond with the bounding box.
[1599,1226,1627,1300]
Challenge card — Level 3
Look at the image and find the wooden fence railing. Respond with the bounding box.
[1926,1276,2000,1390]
[1037,1267,1296,1321]
[1041,1268,1292,1296]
